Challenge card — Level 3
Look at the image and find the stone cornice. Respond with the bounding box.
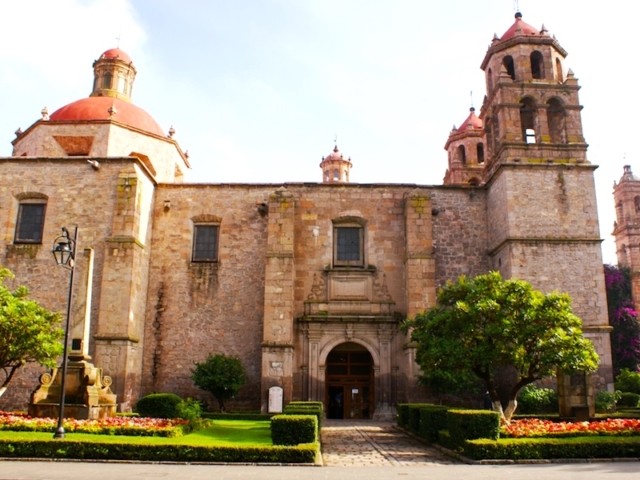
[488,237,603,256]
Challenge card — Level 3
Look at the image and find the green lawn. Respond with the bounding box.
[0,420,272,446]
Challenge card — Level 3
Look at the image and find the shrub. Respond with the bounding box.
[176,398,202,421]
[201,412,273,421]
[618,392,640,408]
[419,405,449,442]
[595,390,622,413]
[446,409,500,448]
[517,384,558,414]
[136,393,183,419]
[271,415,317,445]
[616,369,640,394]
[191,354,247,412]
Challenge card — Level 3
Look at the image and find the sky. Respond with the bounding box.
[0,0,633,264]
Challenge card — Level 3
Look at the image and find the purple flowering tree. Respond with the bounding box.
[604,264,640,374]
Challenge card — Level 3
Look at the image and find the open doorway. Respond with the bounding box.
[325,343,374,419]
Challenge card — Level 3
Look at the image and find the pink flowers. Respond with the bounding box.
[504,418,640,437]
[0,411,189,436]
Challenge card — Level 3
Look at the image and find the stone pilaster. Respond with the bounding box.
[261,187,296,411]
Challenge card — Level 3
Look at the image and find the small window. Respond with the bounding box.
[103,72,112,89]
[555,58,564,83]
[333,169,339,181]
[192,225,219,262]
[334,226,364,266]
[477,143,485,164]
[458,145,466,165]
[15,202,46,243]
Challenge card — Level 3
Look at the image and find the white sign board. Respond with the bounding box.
[268,386,283,413]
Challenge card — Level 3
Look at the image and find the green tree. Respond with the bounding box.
[191,353,247,412]
[0,266,64,398]
[403,272,599,423]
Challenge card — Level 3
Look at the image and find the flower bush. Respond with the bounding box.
[503,417,640,438]
[0,411,190,437]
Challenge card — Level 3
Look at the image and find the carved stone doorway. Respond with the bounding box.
[325,343,374,419]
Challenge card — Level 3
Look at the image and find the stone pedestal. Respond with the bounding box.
[557,371,594,420]
[28,358,117,419]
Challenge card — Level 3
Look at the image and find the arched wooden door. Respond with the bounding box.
[325,343,374,419]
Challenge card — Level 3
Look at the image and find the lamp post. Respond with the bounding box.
[51,226,77,439]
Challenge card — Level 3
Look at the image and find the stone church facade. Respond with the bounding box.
[0,13,613,418]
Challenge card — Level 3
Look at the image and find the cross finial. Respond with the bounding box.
[334,134,337,148]
[470,90,474,109]
[513,0,520,14]
[116,28,122,48]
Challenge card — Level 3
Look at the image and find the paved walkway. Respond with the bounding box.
[320,420,456,466]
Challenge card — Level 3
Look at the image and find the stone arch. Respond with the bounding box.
[520,96,538,143]
[319,337,380,368]
[530,51,545,79]
[546,97,567,144]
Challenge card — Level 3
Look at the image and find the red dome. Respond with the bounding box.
[501,13,539,41]
[99,48,132,63]
[49,97,164,136]
[458,108,483,131]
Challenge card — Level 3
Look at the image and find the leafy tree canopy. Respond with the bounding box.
[403,271,599,423]
[0,266,64,397]
[191,353,247,412]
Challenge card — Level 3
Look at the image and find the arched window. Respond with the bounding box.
[333,169,339,181]
[520,97,537,144]
[487,68,494,92]
[634,196,640,214]
[547,98,567,144]
[503,55,515,80]
[485,115,499,159]
[617,201,624,223]
[468,177,480,186]
[555,58,564,83]
[477,143,485,164]
[530,51,544,79]
[458,145,466,165]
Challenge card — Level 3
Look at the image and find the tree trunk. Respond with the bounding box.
[0,387,6,398]
[504,399,518,423]
[218,398,226,413]
[492,400,508,425]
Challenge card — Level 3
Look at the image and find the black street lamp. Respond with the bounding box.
[51,226,77,439]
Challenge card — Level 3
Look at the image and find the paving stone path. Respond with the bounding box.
[320,420,458,467]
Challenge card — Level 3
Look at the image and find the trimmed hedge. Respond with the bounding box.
[271,415,317,445]
[283,403,322,430]
[407,404,436,433]
[396,404,410,428]
[446,409,500,447]
[419,406,449,442]
[0,439,318,463]
[136,393,183,419]
[618,392,640,408]
[465,436,640,460]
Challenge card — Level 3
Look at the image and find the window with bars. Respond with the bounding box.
[334,226,364,266]
[14,202,46,243]
[192,225,219,262]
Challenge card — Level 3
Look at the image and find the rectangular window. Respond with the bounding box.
[334,226,363,266]
[15,203,46,243]
[192,225,219,262]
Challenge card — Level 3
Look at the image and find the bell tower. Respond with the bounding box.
[481,13,613,402]
[320,145,352,183]
[443,107,486,186]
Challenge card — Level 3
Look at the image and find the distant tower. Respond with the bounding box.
[320,145,352,183]
[91,48,137,101]
[480,12,613,406]
[613,165,640,306]
[443,107,485,186]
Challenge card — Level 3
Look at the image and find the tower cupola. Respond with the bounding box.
[90,48,137,101]
[443,107,485,186]
[320,145,352,183]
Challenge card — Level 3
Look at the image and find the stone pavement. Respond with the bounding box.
[320,419,456,466]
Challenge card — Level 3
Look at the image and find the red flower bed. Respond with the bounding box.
[503,418,640,438]
[0,411,189,437]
